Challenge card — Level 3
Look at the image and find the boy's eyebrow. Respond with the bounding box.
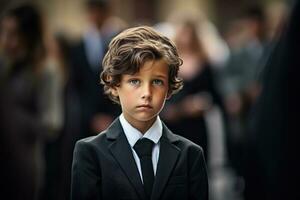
[153,74,168,79]
[124,74,168,78]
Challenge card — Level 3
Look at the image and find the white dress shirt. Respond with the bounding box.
[119,114,162,183]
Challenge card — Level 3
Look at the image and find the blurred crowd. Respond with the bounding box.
[0,0,295,200]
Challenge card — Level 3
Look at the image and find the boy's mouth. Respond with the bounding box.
[136,104,153,109]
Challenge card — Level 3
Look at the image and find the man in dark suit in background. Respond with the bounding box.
[70,0,120,138]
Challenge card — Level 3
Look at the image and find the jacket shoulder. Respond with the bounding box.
[162,122,204,153]
[174,133,204,152]
[75,130,108,149]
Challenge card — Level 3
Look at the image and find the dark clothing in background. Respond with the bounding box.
[243,1,300,199]
[41,72,81,200]
[163,63,224,159]
[70,38,120,138]
[0,60,47,200]
[56,77,81,200]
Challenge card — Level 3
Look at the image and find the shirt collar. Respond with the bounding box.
[119,113,162,147]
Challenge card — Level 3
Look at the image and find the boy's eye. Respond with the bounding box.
[153,79,164,85]
[128,79,140,85]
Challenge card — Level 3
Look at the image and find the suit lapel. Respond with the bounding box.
[151,123,181,200]
[106,119,146,200]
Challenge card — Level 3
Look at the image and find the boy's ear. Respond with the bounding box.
[110,87,119,97]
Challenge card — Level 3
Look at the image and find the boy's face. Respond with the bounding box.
[112,59,170,132]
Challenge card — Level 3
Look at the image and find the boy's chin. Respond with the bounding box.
[132,113,158,122]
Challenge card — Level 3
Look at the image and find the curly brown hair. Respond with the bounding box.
[100,26,183,104]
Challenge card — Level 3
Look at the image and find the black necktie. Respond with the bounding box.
[133,138,155,200]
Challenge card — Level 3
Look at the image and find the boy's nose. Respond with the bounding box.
[141,84,152,100]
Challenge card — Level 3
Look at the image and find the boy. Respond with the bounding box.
[71,26,208,200]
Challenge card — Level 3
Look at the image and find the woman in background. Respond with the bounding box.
[161,20,224,160]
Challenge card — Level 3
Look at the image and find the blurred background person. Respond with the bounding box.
[69,0,122,138]
[160,17,228,187]
[0,2,60,199]
[40,32,81,200]
[161,20,216,158]
[217,4,269,180]
[243,0,298,199]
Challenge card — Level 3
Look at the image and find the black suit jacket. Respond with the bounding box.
[71,118,208,200]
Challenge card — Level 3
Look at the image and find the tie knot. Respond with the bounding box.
[133,138,154,158]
